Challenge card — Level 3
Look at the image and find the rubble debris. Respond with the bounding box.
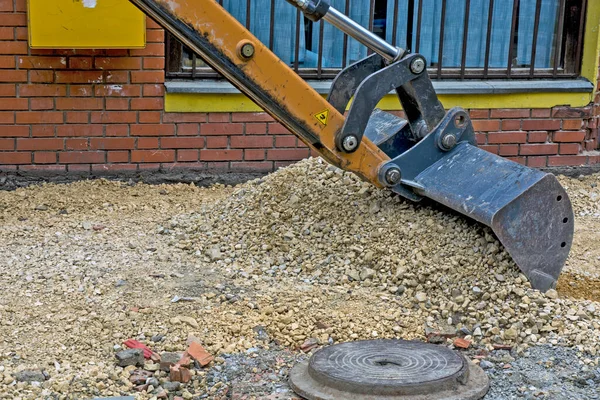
[123,339,160,361]
[187,341,214,366]
[453,338,471,349]
[115,349,144,367]
[160,352,183,372]
[14,370,46,383]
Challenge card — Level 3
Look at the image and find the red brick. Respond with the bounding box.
[91,112,137,124]
[522,120,561,131]
[507,156,526,165]
[59,151,105,164]
[266,149,310,160]
[469,109,489,119]
[137,138,159,149]
[0,13,26,26]
[208,113,230,123]
[57,125,103,137]
[480,145,499,154]
[0,1,13,13]
[131,150,174,163]
[69,57,93,69]
[472,120,500,132]
[20,165,65,172]
[106,125,129,136]
[0,41,27,55]
[202,123,244,135]
[17,112,63,124]
[531,109,551,118]
[93,163,137,172]
[31,126,54,137]
[94,84,141,97]
[206,136,228,148]
[246,123,267,135]
[231,161,273,172]
[0,28,13,40]
[90,138,135,150]
[29,70,54,83]
[95,57,142,70]
[143,84,165,97]
[15,27,27,41]
[268,123,289,134]
[106,98,129,110]
[520,144,559,156]
[553,130,586,143]
[552,106,591,118]
[19,84,66,97]
[0,152,30,164]
[0,126,26,137]
[498,144,519,156]
[205,161,229,171]
[33,152,57,164]
[56,98,104,110]
[131,71,164,83]
[527,156,547,167]
[130,43,165,56]
[107,151,129,163]
[232,112,274,122]
[65,138,88,150]
[146,30,165,43]
[146,17,161,29]
[487,132,527,144]
[0,70,26,82]
[143,57,165,69]
[490,109,529,118]
[475,133,486,145]
[244,149,265,160]
[164,113,206,123]
[139,111,161,123]
[17,138,63,151]
[501,119,521,130]
[70,85,94,97]
[559,143,580,155]
[66,112,89,124]
[528,131,548,143]
[562,119,584,130]
[30,98,54,110]
[105,71,129,83]
[231,136,272,148]
[275,136,297,147]
[0,112,14,124]
[0,55,15,68]
[55,71,103,84]
[131,124,175,136]
[0,138,13,149]
[200,149,243,161]
[161,137,205,149]
[67,164,91,173]
[177,149,199,162]
[0,98,27,110]
[0,84,15,96]
[177,124,200,136]
[131,98,163,110]
[547,155,588,166]
[18,56,67,69]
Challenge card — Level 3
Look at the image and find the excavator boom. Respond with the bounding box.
[128,0,574,292]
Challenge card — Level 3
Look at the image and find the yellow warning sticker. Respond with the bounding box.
[315,109,329,126]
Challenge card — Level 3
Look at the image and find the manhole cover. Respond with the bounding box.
[289,340,489,400]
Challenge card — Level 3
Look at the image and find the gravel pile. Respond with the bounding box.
[0,158,598,399]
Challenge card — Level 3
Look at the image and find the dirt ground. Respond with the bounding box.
[0,163,599,399]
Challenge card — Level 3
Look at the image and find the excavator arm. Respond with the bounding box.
[128,0,574,292]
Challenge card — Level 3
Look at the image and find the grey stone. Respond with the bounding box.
[163,381,181,391]
[115,349,144,367]
[14,370,46,382]
[479,360,494,370]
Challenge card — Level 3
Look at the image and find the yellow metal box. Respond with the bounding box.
[28,0,146,49]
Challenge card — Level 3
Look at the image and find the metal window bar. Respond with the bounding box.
[165,0,587,81]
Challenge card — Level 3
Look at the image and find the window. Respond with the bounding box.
[166,0,587,80]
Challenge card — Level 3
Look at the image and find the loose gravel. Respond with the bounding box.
[0,158,599,399]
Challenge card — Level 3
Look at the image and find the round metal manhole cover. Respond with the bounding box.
[289,340,489,400]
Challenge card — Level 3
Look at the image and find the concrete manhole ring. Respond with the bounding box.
[289,339,489,400]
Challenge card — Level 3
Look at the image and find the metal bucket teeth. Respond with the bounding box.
[411,143,573,292]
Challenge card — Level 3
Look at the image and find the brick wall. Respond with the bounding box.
[0,1,598,176]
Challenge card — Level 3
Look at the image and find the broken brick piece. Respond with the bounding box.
[123,339,160,360]
[169,364,191,383]
[187,341,214,367]
[179,366,191,383]
[453,338,471,349]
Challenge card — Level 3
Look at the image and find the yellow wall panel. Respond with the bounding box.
[28,0,146,49]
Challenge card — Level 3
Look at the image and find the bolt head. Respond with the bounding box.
[385,167,401,185]
[410,58,426,74]
[240,43,255,59]
[441,134,457,149]
[342,135,358,152]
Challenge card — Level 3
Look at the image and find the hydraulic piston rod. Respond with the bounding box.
[285,0,404,61]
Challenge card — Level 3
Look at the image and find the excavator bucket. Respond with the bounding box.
[127,0,574,292]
